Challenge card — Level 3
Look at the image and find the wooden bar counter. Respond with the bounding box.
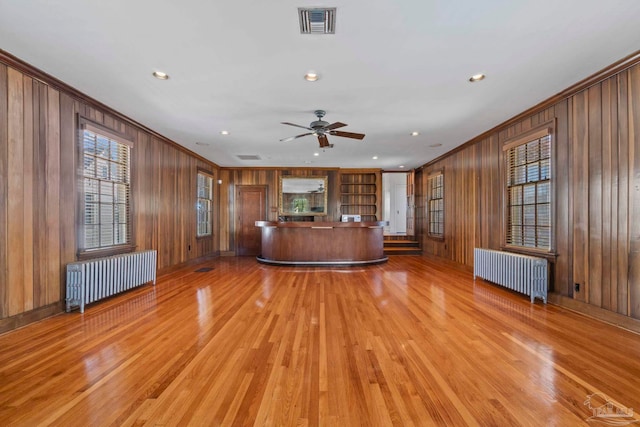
[255,221,388,266]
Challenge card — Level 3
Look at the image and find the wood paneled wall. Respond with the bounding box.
[4,48,638,331]
[0,61,219,332]
[416,61,640,322]
[218,168,382,253]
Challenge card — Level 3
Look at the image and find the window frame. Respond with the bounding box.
[77,118,135,260]
[427,170,445,240]
[196,170,214,238]
[502,124,555,254]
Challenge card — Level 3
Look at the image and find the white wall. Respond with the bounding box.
[382,173,407,235]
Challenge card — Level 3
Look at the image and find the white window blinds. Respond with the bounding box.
[81,126,131,250]
[506,132,551,250]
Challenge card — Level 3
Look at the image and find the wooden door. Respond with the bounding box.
[236,185,267,256]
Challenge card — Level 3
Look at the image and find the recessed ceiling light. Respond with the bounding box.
[304,160,312,164]
[313,152,319,156]
[304,72,319,82]
[411,131,419,136]
[469,73,486,82]
[220,130,230,135]
[399,165,405,169]
[429,143,442,148]
[152,71,169,80]
[372,155,378,160]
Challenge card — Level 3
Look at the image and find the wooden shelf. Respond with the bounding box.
[339,171,380,221]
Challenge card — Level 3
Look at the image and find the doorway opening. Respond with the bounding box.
[382,172,407,236]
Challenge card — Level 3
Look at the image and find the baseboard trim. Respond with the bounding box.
[547,293,640,335]
[0,303,64,335]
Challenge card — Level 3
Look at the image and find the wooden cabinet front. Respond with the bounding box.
[255,222,387,266]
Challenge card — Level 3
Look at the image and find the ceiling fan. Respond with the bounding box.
[280,110,365,148]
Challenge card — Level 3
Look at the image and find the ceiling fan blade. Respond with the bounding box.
[281,122,313,131]
[317,134,331,148]
[324,122,348,130]
[329,130,365,140]
[280,132,314,142]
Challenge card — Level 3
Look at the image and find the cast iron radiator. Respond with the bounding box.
[65,250,157,313]
[473,248,547,303]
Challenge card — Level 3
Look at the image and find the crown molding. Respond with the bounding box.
[0,49,218,168]
[424,49,640,167]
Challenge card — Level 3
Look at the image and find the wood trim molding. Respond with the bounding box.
[547,293,640,335]
[80,116,134,144]
[501,125,552,151]
[0,303,64,335]
[427,168,444,179]
[426,169,445,240]
[197,166,216,177]
[0,49,219,168]
[76,245,137,261]
[500,119,557,254]
[424,49,640,167]
[339,168,381,174]
[222,166,342,172]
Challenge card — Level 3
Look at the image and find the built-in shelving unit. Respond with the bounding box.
[339,170,381,222]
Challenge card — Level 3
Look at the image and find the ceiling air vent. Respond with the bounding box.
[237,154,262,160]
[298,8,336,34]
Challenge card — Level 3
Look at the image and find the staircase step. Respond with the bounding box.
[383,239,421,255]
[383,239,420,248]
[384,246,422,256]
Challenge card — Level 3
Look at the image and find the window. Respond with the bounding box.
[197,172,213,237]
[427,172,444,238]
[80,123,132,253]
[505,129,551,250]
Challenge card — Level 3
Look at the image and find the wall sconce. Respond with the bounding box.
[217,179,223,184]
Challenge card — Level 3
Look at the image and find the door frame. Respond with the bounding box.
[235,185,268,256]
[382,172,409,235]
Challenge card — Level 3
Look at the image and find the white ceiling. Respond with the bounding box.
[1,1,639,170]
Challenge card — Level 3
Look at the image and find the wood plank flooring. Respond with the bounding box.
[1,255,639,426]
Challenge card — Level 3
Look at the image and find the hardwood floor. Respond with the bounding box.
[1,255,639,426]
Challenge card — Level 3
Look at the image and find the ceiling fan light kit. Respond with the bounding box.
[280,110,365,148]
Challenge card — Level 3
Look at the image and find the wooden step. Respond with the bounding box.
[383,239,421,255]
[384,246,422,256]
[384,239,420,248]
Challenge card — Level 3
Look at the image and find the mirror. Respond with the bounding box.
[279,176,328,216]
